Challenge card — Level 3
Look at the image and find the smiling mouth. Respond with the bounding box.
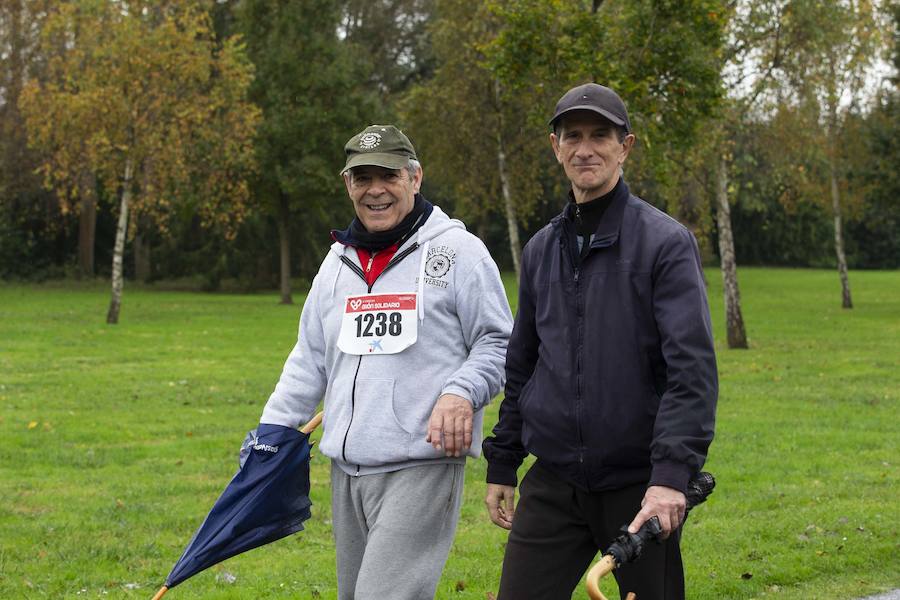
[365,203,392,211]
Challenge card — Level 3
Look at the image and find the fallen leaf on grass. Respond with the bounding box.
[486,593,497,600]
[28,421,38,429]
[741,572,753,580]
[456,580,466,591]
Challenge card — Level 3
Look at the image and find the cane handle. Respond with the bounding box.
[585,554,617,600]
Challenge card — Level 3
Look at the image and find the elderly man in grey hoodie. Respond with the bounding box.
[260,124,513,600]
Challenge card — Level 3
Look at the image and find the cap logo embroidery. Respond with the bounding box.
[359,132,381,150]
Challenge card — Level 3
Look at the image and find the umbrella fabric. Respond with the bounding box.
[165,423,313,588]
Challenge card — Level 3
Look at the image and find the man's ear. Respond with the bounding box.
[619,134,636,164]
[412,166,424,193]
[342,171,353,195]
[549,132,563,164]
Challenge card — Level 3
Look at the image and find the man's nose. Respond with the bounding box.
[367,179,386,195]
[574,140,594,158]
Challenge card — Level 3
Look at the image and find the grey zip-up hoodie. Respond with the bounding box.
[261,206,512,475]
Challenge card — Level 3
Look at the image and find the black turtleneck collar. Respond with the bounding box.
[331,193,433,252]
[561,177,630,265]
[565,176,626,236]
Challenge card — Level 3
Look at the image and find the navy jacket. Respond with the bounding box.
[483,179,717,494]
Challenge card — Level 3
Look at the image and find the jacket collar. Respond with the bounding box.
[553,177,630,248]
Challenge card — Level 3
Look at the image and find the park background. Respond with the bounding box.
[1,0,898,598]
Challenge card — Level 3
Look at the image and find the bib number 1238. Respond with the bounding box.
[337,293,418,355]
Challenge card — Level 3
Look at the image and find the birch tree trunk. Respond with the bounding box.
[497,140,521,280]
[106,159,133,324]
[78,171,97,278]
[826,87,853,309]
[494,81,521,280]
[716,155,748,349]
[830,158,853,308]
[277,191,293,305]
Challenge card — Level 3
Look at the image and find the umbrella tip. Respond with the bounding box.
[151,585,169,600]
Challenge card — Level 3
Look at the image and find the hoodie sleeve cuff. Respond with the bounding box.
[649,460,692,494]
[440,385,475,407]
[486,460,519,487]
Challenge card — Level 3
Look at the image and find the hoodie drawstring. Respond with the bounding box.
[417,240,430,321]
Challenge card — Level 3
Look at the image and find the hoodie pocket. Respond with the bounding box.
[343,378,412,465]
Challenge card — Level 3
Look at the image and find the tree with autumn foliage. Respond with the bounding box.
[19,0,259,323]
[774,0,891,309]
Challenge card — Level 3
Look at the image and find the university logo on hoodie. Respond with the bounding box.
[423,245,456,288]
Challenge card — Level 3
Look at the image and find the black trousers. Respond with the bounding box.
[498,462,684,600]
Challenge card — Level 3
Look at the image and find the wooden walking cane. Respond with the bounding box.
[151,412,323,600]
[584,473,716,600]
[585,540,639,600]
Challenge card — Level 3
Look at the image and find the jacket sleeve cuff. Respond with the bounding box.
[649,460,692,494]
[486,460,519,487]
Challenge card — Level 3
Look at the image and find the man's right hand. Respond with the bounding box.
[485,483,517,529]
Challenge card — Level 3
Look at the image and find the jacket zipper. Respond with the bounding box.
[563,224,588,487]
[337,242,421,474]
[574,262,587,483]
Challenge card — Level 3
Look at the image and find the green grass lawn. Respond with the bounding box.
[1,268,898,599]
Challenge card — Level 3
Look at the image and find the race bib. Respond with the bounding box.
[337,293,418,355]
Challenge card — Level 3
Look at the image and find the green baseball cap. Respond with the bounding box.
[341,125,417,174]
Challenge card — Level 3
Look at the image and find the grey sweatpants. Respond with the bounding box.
[330,461,465,600]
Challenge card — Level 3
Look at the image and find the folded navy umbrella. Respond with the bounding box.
[152,414,322,599]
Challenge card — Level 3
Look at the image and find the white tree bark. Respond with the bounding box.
[497,139,521,281]
[494,80,521,280]
[716,155,748,349]
[106,159,133,324]
[830,158,853,308]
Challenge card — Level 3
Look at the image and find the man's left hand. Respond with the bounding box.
[426,394,473,457]
[627,485,686,539]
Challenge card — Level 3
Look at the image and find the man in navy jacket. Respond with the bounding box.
[482,83,718,600]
